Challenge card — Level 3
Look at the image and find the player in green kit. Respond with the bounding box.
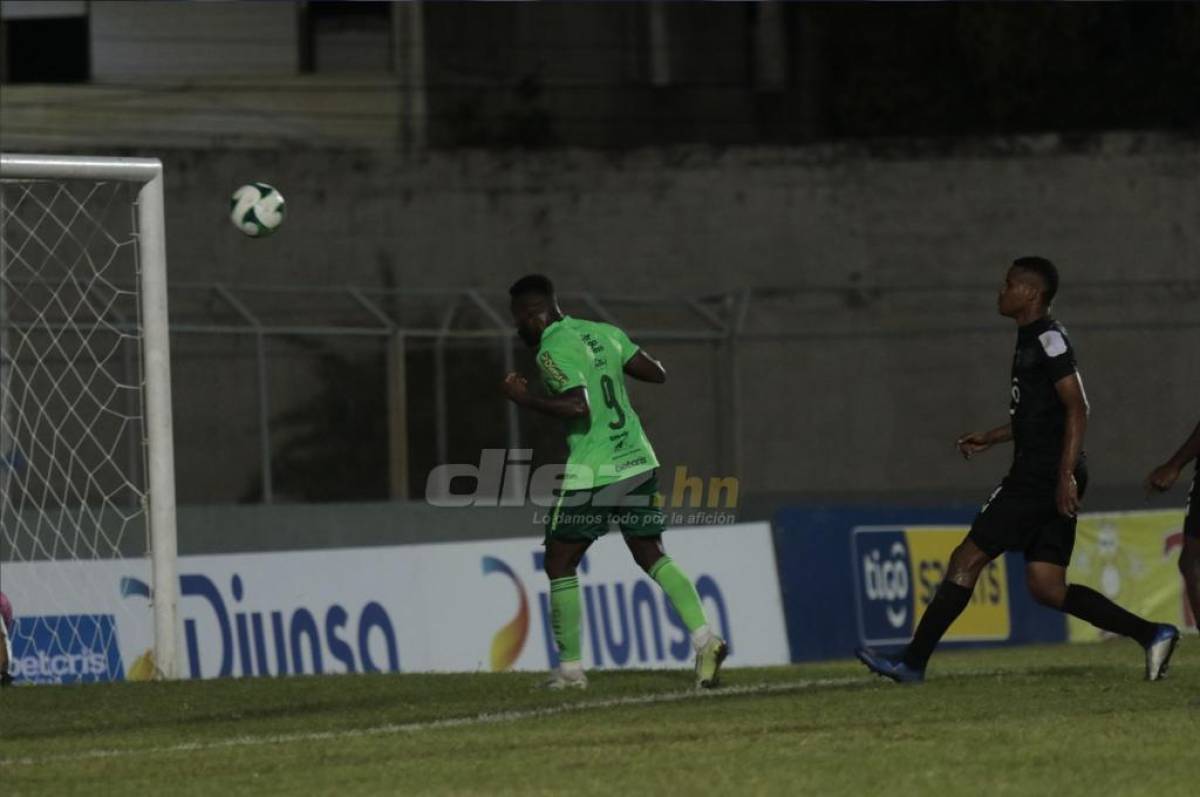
[501,274,728,690]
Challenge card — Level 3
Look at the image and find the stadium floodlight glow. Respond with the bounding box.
[1,153,179,681]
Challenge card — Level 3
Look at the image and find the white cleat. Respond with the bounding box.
[1145,624,1180,682]
[694,635,729,690]
[542,665,588,691]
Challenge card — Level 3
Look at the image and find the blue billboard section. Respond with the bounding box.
[772,505,1066,662]
[9,615,125,684]
[851,529,914,644]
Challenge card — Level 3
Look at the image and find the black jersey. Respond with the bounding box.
[1009,316,1082,481]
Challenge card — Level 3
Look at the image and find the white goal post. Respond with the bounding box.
[0,153,179,681]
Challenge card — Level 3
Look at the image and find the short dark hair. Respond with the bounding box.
[509,274,555,300]
[1012,256,1059,306]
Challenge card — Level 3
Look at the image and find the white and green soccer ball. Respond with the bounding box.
[229,182,286,237]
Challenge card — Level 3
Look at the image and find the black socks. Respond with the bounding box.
[902,581,973,670]
[1062,584,1158,647]
[900,580,1160,672]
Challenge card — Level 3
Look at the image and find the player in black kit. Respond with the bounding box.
[858,257,1180,683]
[1144,420,1200,630]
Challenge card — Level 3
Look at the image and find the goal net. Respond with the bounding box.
[0,154,178,684]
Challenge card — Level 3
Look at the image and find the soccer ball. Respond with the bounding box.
[229,182,286,237]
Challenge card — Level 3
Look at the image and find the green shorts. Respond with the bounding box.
[544,469,665,544]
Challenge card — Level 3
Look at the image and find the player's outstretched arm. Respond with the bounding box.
[623,349,666,384]
[500,372,590,420]
[1145,419,1200,494]
[1053,373,1089,516]
[956,423,1012,459]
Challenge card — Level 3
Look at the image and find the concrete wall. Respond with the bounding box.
[6,134,1196,505]
[157,135,1199,292]
[137,133,1200,504]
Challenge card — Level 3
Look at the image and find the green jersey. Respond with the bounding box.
[536,316,659,490]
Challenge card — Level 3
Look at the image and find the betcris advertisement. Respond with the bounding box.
[2,522,789,681]
[9,615,125,684]
[2,559,153,685]
[773,506,1065,662]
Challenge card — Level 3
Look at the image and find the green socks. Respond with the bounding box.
[549,576,582,663]
[550,558,712,665]
[649,556,709,635]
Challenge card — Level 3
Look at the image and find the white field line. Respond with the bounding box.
[2,675,869,767]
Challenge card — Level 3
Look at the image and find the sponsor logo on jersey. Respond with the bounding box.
[1038,329,1068,358]
[537,350,570,391]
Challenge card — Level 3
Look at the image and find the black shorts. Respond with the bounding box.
[1185,466,1199,541]
[967,465,1089,566]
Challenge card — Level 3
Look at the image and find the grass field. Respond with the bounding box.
[3,640,1196,796]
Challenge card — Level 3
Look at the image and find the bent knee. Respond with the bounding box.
[543,555,576,580]
[1027,580,1067,608]
[624,536,665,574]
[630,548,664,574]
[946,544,991,585]
[544,562,572,580]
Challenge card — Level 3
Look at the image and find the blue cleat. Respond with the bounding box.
[856,647,925,684]
[1144,624,1180,682]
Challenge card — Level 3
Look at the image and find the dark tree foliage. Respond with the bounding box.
[242,347,389,503]
[423,1,1200,148]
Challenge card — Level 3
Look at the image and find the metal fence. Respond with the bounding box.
[162,283,740,505]
[5,278,1197,506]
